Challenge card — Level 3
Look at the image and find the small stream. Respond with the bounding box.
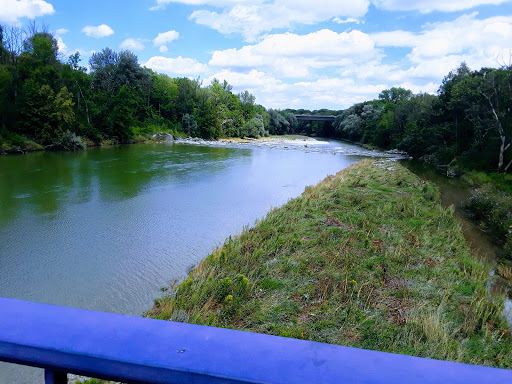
[401,160,512,329]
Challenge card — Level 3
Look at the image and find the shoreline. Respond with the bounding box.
[0,134,404,158]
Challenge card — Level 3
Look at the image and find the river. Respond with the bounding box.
[0,138,388,383]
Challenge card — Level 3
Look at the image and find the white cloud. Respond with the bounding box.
[208,68,389,109]
[333,17,362,24]
[209,29,379,78]
[335,13,512,91]
[56,34,94,60]
[152,0,369,41]
[82,24,114,38]
[372,0,512,13]
[0,0,55,24]
[207,69,282,89]
[56,36,69,56]
[120,38,145,51]
[372,14,512,66]
[55,28,69,36]
[144,56,208,76]
[145,4,512,110]
[153,30,179,52]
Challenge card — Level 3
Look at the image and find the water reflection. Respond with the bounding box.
[0,144,250,225]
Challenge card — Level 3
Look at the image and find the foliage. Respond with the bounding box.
[464,180,512,260]
[326,66,512,172]
[241,115,267,138]
[0,26,265,151]
[53,130,86,151]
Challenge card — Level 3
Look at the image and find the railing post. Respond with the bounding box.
[44,370,67,384]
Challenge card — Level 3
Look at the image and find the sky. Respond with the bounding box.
[1,0,512,110]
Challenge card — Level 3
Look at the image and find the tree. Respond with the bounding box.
[470,68,512,171]
[242,115,266,138]
[151,72,178,121]
[268,109,289,135]
[181,114,198,136]
[18,82,74,144]
[285,113,298,133]
[379,87,413,104]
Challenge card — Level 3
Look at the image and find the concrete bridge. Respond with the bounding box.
[295,114,336,122]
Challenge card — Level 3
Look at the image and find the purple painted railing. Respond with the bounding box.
[0,297,511,383]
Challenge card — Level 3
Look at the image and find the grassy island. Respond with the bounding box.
[148,160,512,368]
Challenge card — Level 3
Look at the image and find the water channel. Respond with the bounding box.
[402,160,512,329]
[0,138,386,383]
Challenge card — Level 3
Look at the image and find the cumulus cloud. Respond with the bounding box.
[55,28,69,36]
[372,0,512,13]
[0,0,55,24]
[331,13,512,93]
[82,24,114,38]
[209,29,379,78]
[372,14,512,66]
[153,30,179,52]
[333,17,362,24]
[152,0,369,41]
[144,56,208,76]
[56,36,69,56]
[120,38,145,51]
[147,3,512,109]
[207,68,389,109]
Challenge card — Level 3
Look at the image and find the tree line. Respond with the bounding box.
[287,64,512,173]
[0,26,283,151]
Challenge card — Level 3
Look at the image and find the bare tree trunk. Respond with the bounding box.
[77,84,90,124]
[505,158,512,172]
[498,134,506,171]
[481,90,507,171]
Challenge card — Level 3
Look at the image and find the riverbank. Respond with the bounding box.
[0,128,184,155]
[147,159,512,368]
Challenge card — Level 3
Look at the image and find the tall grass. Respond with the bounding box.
[148,160,512,368]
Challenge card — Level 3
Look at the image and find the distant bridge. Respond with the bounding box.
[295,114,336,122]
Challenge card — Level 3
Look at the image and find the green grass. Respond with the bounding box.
[147,160,512,368]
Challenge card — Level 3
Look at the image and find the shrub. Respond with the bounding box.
[55,131,86,151]
[465,184,512,258]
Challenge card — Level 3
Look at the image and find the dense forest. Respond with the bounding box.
[0,26,276,152]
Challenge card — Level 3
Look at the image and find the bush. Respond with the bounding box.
[465,184,512,258]
[241,115,266,138]
[55,131,86,151]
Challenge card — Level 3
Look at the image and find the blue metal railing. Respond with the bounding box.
[1,297,511,383]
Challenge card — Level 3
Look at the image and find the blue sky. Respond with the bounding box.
[2,0,512,109]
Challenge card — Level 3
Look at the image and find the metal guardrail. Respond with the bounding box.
[1,297,511,383]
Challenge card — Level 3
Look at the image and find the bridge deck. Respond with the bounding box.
[295,114,336,122]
